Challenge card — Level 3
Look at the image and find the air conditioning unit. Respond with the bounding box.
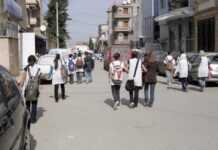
[29,17,37,25]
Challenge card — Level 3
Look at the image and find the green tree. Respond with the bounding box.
[45,0,70,48]
[89,38,94,50]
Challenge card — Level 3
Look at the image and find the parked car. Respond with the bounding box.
[37,54,68,82]
[188,53,218,83]
[0,65,30,150]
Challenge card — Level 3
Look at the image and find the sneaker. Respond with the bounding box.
[113,101,119,110]
[129,102,135,108]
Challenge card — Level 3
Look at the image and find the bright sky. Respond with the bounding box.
[43,0,122,47]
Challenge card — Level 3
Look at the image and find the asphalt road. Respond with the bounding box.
[31,62,218,150]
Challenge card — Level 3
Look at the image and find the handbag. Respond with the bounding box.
[125,59,140,91]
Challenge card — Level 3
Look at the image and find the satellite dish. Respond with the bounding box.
[40,25,46,32]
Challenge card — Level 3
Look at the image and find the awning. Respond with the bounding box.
[155,7,194,23]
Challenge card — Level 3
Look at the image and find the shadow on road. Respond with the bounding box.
[30,134,37,150]
[36,107,47,122]
[104,98,113,108]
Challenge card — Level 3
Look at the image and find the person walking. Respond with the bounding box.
[174,52,189,92]
[52,54,66,102]
[84,52,95,83]
[67,54,75,84]
[75,53,84,84]
[127,51,142,108]
[23,55,41,124]
[164,52,175,88]
[198,50,209,92]
[142,50,158,108]
[109,53,125,110]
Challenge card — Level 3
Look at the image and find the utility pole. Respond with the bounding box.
[56,2,59,48]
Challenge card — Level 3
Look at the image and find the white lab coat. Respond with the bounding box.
[175,54,189,78]
[128,58,142,87]
[52,60,64,85]
[198,56,209,78]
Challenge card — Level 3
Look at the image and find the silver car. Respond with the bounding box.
[188,53,218,83]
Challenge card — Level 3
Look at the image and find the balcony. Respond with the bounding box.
[169,0,190,10]
[114,12,131,18]
[114,26,130,32]
[114,39,129,45]
[26,0,39,8]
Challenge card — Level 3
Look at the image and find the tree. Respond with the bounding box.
[89,38,94,50]
[45,0,70,48]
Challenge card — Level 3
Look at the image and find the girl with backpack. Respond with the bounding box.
[67,54,75,84]
[23,55,41,124]
[109,53,126,110]
[52,54,66,102]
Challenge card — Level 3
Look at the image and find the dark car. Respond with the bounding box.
[0,65,30,150]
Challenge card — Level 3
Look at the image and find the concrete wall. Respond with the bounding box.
[0,38,19,75]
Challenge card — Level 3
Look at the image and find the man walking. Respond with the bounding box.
[84,52,95,83]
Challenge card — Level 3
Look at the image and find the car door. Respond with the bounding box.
[0,71,27,150]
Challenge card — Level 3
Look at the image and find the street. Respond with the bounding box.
[31,62,218,150]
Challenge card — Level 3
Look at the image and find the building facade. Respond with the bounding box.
[0,0,27,75]
[193,0,218,52]
[97,24,109,53]
[155,0,194,52]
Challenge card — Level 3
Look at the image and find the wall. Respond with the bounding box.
[194,8,218,52]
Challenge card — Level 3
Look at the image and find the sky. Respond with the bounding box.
[43,0,122,47]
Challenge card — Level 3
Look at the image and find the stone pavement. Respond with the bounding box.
[31,62,218,150]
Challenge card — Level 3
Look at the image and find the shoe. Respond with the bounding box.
[144,102,149,107]
[62,96,66,100]
[55,99,59,103]
[148,103,153,108]
[113,101,119,110]
[129,102,135,108]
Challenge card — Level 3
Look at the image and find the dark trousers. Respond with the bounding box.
[111,85,121,103]
[180,78,188,91]
[129,87,140,107]
[54,84,65,101]
[26,101,38,123]
[69,74,74,84]
[144,83,156,106]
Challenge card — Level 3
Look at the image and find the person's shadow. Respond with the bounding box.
[30,134,37,150]
[104,98,130,109]
[36,107,47,122]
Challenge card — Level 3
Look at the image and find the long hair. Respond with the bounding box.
[54,54,60,70]
[148,49,156,63]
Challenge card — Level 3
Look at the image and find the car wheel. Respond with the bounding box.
[23,129,30,150]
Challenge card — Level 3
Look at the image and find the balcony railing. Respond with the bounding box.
[0,22,18,38]
[114,39,129,45]
[114,26,130,32]
[114,12,131,18]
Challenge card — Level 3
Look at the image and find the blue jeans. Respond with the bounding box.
[85,70,92,82]
[76,72,83,83]
[144,83,156,106]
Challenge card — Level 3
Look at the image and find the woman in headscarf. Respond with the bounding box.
[174,52,189,92]
[198,50,209,92]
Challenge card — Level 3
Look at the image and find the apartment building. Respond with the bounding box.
[193,0,218,52]
[107,2,133,59]
[97,24,109,53]
[155,0,194,52]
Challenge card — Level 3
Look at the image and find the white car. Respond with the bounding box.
[37,54,54,81]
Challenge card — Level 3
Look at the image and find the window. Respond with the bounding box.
[160,0,166,9]
[198,17,215,52]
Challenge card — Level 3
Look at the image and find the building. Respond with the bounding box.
[97,24,109,53]
[107,0,134,59]
[0,0,27,75]
[155,0,194,52]
[24,0,46,54]
[193,0,218,52]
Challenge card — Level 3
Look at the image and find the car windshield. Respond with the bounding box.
[208,55,218,64]
[38,56,55,65]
